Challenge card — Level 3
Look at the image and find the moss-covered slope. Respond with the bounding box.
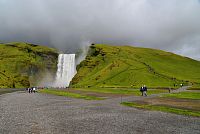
[71,44,200,88]
[0,42,58,88]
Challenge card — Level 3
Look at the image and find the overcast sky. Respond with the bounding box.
[0,0,200,60]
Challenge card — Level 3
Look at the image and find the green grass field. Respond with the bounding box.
[72,87,168,96]
[122,90,200,117]
[38,89,104,100]
[121,102,200,117]
[71,44,200,88]
[39,88,169,100]
[162,91,200,100]
[187,86,200,90]
[0,42,58,88]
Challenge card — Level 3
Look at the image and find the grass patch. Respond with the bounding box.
[187,86,200,90]
[38,89,104,100]
[162,91,200,100]
[122,102,200,117]
[73,87,168,96]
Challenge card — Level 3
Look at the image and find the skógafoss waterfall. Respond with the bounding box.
[54,54,76,87]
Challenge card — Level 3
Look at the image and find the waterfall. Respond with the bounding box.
[54,54,76,88]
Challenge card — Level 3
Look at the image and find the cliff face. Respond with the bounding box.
[71,44,200,88]
[0,42,58,88]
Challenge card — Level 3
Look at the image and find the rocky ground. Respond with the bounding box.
[0,91,200,134]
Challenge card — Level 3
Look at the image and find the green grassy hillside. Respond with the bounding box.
[71,44,200,88]
[0,42,58,88]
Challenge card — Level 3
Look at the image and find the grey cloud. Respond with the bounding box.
[0,0,200,60]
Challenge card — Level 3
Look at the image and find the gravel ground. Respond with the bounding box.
[0,91,200,134]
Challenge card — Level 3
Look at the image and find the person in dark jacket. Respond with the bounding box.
[28,87,31,93]
[140,86,144,96]
[143,85,147,96]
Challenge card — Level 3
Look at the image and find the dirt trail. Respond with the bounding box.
[107,86,190,104]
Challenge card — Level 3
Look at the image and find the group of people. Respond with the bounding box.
[174,83,183,87]
[26,87,37,93]
[140,85,148,96]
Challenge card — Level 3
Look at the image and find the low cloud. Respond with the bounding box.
[0,0,200,60]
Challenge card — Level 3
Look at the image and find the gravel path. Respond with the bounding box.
[0,90,200,134]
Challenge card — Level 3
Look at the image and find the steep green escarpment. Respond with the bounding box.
[71,44,200,88]
[0,42,58,88]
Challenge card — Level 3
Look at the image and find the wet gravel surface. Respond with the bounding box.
[0,91,200,134]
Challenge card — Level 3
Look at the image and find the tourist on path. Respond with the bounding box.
[28,87,31,93]
[33,87,36,93]
[140,86,144,96]
[143,85,147,96]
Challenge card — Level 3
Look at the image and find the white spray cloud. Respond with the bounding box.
[75,40,91,65]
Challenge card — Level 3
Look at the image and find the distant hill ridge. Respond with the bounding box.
[71,44,200,88]
[0,42,58,88]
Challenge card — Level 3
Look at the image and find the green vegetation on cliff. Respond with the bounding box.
[71,44,200,88]
[0,42,58,88]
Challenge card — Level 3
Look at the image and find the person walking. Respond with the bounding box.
[140,86,144,96]
[143,85,147,96]
[28,87,31,93]
[33,87,36,93]
[30,87,33,93]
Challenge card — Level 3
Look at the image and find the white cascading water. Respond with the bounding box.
[54,54,76,88]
